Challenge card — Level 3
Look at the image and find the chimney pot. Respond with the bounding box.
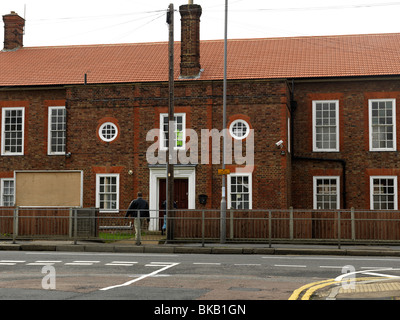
[3,11,25,51]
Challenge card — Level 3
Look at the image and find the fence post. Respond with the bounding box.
[289,207,294,240]
[69,208,73,239]
[351,207,356,241]
[201,210,205,247]
[268,210,272,248]
[229,210,234,240]
[12,207,18,244]
[74,209,78,245]
[136,211,141,246]
[338,210,341,249]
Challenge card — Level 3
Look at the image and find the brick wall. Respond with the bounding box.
[0,88,66,177]
[0,78,307,212]
[292,78,400,209]
[5,77,400,211]
[65,79,291,210]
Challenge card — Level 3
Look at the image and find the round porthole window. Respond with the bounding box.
[229,120,250,140]
[99,122,118,142]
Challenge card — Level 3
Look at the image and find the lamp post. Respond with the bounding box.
[221,0,228,244]
[166,3,175,242]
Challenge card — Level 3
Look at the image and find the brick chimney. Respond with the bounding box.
[179,3,202,79]
[3,11,25,51]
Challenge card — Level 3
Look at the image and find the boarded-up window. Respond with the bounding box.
[15,171,82,207]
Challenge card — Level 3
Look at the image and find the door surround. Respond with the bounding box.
[148,165,196,230]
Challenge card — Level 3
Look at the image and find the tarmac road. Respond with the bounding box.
[0,251,309,300]
[1,244,400,300]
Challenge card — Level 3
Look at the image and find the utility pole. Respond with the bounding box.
[166,3,175,242]
[220,0,228,244]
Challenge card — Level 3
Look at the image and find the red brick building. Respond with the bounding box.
[2,4,400,230]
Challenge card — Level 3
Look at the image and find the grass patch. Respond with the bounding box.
[99,232,134,241]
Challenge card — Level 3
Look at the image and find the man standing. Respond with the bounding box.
[125,192,149,245]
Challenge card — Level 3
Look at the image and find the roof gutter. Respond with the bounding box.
[291,74,400,83]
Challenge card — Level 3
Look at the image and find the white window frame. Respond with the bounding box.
[312,100,339,152]
[229,119,250,140]
[313,176,340,210]
[48,106,66,155]
[0,178,14,207]
[96,174,120,212]
[370,176,398,210]
[1,107,25,156]
[227,173,252,210]
[98,122,118,143]
[369,99,397,152]
[160,113,186,150]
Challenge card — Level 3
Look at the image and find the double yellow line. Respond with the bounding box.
[289,279,337,300]
[289,277,388,300]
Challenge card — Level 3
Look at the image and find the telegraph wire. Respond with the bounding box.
[204,1,400,12]
[112,11,167,43]
[29,1,400,26]
[254,1,400,12]
[46,10,167,44]
[203,1,400,63]
[28,9,167,24]
[5,2,400,68]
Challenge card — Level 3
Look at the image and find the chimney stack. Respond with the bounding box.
[3,11,25,51]
[179,3,202,79]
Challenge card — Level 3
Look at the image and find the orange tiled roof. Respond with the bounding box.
[1,33,400,86]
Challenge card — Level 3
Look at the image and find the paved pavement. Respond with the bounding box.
[1,239,400,300]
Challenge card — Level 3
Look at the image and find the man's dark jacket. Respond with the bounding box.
[125,197,149,218]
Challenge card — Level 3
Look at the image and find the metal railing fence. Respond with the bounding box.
[1,207,400,247]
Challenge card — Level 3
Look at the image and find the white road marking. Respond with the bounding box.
[274,264,307,268]
[65,261,100,266]
[24,252,179,257]
[193,262,221,265]
[27,261,62,265]
[128,274,170,278]
[106,261,138,266]
[363,272,400,278]
[262,256,400,262]
[146,262,179,267]
[100,262,180,291]
[0,260,25,266]
[335,268,400,281]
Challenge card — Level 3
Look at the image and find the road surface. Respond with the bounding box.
[1,251,400,301]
